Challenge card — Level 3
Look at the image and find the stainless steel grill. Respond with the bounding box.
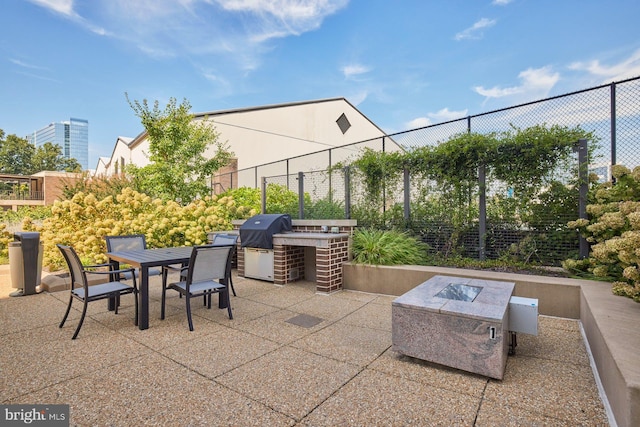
[240,214,292,281]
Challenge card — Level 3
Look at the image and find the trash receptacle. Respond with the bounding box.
[9,232,43,297]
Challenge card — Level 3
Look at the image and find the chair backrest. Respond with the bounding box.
[105,234,147,252]
[57,244,87,290]
[187,245,233,284]
[211,233,239,247]
[212,234,238,268]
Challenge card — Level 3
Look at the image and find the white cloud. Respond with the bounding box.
[474,66,559,101]
[405,108,468,129]
[9,58,48,70]
[406,117,431,129]
[568,49,640,83]
[347,90,368,106]
[342,64,370,79]
[27,0,349,83]
[27,0,74,16]
[215,0,349,41]
[492,0,513,5]
[454,18,496,41]
[428,107,468,122]
[27,0,109,35]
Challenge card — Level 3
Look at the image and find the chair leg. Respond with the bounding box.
[59,294,74,328]
[229,274,236,297]
[185,295,194,331]
[72,300,89,340]
[225,289,233,320]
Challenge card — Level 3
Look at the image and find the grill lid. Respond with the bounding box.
[239,214,292,249]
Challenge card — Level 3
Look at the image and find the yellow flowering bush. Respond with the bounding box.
[0,223,12,259]
[24,187,255,270]
[565,165,640,301]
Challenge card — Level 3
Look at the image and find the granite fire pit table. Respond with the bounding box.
[392,275,515,380]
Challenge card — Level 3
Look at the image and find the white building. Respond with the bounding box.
[95,98,397,187]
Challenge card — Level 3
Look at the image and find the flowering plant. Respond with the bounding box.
[24,187,257,270]
[565,165,640,302]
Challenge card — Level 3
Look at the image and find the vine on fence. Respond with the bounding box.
[347,124,596,265]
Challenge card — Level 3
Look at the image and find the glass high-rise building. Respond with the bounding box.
[26,118,88,170]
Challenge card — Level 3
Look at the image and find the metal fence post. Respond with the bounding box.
[298,171,305,219]
[576,139,590,258]
[404,168,410,222]
[344,166,351,219]
[478,164,486,260]
[261,176,267,214]
[611,82,617,168]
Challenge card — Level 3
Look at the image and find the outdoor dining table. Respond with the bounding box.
[107,246,229,330]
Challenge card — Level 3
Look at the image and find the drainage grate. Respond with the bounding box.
[285,314,324,328]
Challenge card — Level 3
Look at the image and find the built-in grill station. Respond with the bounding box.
[213,215,355,293]
[240,214,293,282]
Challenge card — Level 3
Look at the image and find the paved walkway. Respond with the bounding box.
[0,268,610,426]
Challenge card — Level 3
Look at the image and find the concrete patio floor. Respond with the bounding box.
[0,266,611,426]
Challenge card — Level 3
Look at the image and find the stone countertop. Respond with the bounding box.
[210,231,349,240]
[392,275,514,322]
[273,232,350,239]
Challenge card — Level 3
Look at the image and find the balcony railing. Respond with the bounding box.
[0,191,44,201]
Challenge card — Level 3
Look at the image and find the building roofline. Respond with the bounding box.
[126,97,389,149]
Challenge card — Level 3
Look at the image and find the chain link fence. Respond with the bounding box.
[213,77,640,265]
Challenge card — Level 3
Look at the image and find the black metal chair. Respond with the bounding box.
[211,233,239,296]
[161,244,234,331]
[162,233,239,296]
[104,234,162,279]
[57,244,138,339]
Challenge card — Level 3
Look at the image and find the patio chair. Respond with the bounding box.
[104,234,162,279]
[211,233,239,296]
[161,244,234,331]
[161,233,239,296]
[57,244,138,339]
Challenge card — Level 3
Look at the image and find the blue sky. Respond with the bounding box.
[2,0,640,170]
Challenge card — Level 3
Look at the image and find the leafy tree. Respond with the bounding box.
[0,129,81,174]
[125,95,233,203]
[32,142,81,172]
[0,130,35,174]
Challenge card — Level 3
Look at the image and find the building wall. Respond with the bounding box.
[33,171,83,205]
[199,99,387,172]
[97,99,391,181]
[94,137,134,176]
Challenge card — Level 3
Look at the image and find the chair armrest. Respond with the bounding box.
[86,267,137,276]
[84,262,118,270]
[163,264,188,273]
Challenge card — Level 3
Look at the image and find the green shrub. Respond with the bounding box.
[352,228,428,265]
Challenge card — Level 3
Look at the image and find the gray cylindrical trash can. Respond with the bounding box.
[9,232,43,297]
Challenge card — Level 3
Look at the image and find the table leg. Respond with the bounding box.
[108,260,120,311]
[139,267,149,330]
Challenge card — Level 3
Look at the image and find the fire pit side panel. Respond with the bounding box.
[392,305,509,379]
[391,275,513,380]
